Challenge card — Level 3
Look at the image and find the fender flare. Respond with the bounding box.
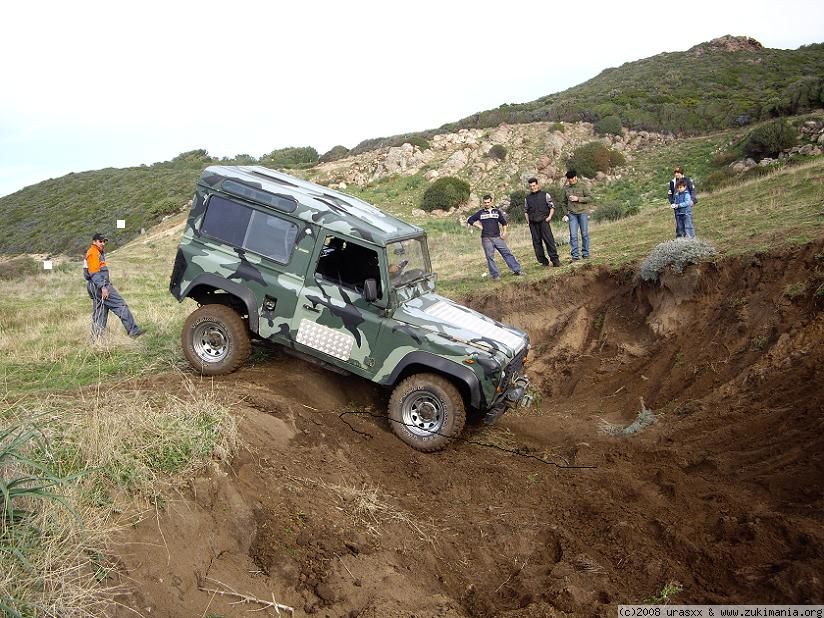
[381,351,484,409]
[181,273,260,333]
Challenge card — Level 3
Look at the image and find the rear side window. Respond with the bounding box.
[201,195,298,264]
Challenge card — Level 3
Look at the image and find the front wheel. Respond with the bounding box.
[388,373,466,452]
[182,304,250,375]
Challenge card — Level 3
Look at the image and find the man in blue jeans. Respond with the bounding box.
[467,194,522,281]
[562,169,593,261]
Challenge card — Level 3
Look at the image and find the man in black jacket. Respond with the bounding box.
[524,178,561,267]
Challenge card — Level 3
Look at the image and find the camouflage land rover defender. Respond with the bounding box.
[169,166,530,451]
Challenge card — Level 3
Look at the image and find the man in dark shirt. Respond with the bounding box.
[467,194,522,281]
[525,178,561,267]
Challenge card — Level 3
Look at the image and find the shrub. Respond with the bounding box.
[595,115,623,136]
[507,190,527,223]
[549,122,566,133]
[487,144,507,161]
[743,120,796,160]
[567,142,611,178]
[149,197,181,218]
[712,150,738,166]
[420,177,471,212]
[319,145,350,163]
[608,149,627,168]
[702,168,736,192]
[639,238,717,282]
[406,136,430,151]
[0,256,42,281]
[172,149,212,163]
[260,146,319,168]
[592,202,627,222]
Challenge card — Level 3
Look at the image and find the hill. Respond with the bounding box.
[351,36,824,153]
[1,35,823,257]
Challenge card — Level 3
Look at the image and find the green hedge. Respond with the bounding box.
[421,177,470,212]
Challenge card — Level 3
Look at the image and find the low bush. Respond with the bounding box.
[702,167,737,192]
[420,177,471,212]
[0,257,41,281]
[260,146,319,169]
[743,119,796,160]
[567,141,623,178]
[487,144,507,161]
[149,197,182,218]
[507,190,527,223]
[319,145,350,163]
[713,150,738,166]
[595,115,623,136]
[406,136,430,151]
[592,202,628,222]
[639,238,717,282]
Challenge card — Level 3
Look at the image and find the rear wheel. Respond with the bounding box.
[388,373,466,452]
[182,304,250,375]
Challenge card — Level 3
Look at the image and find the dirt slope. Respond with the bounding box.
[111,241,824,617]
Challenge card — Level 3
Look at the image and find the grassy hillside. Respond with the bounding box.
[352,39,824,154]
[1,156,822,615]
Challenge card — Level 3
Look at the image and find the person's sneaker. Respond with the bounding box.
[492,276,500,281]
[551,260,561,267]
[513,271,522,276]
[129,328,144,338]
[541,262,550,267]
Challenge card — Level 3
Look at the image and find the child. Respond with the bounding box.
[672,179,696,238]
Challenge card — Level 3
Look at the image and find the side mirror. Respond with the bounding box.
[363,278,378,302]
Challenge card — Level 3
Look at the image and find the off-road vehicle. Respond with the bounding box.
[169,166,530,451]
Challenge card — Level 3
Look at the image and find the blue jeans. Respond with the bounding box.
[568,212,590,259]
[481,236,521,279]
[674,206,695,238]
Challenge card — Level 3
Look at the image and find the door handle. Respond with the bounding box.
[303,303,321,313]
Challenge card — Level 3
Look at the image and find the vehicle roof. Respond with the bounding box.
[200,165,423,246]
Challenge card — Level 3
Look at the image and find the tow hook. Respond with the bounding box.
[484,376,530,425]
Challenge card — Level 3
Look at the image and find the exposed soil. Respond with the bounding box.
[111,241,824,617]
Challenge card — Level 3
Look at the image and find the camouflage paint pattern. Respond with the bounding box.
[170,166,529,412]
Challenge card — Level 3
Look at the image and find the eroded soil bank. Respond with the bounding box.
[112,241,824,617]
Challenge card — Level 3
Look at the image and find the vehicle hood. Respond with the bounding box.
[392,293,528,359]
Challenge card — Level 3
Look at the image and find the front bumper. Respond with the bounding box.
[484,375,531,424]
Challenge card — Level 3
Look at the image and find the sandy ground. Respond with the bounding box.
[110,240,824,617]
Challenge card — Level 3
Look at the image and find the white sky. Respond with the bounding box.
[1,0,822,198]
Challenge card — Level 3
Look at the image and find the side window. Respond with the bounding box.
[315,236,381,297]
[201,195,298,264]
[244,210,298,263]
[201,196,251,247]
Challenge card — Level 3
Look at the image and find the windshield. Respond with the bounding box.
[387,237,431,289]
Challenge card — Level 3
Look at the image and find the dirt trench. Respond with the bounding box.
[112,241,824,617]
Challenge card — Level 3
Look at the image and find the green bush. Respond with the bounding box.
[406,136,431,151]
[713,150,738,166]
[319,145,350,163]
[592,202,628,222]
[549,122,566,133]
[421,177,470,212]
[260,146,319,169]
[609,149,627,168]
[149,197,181,218]
[0,256,42,281]
[566,141,616,178]
[595,115,623,136]
[702,168,737,192]
[507,190,527,223]
[172,149,213,164]
[743,119,796,160]
[487,144,507,161]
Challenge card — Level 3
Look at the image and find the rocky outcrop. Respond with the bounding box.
[688,35,763,56]
[312,121,675,203]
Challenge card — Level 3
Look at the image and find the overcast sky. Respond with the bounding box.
[1,0,822,198]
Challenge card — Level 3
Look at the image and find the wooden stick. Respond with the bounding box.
[197,577,294,616]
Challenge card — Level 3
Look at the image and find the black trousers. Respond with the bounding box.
[528,220,559,265]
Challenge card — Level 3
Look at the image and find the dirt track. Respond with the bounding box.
[112,242,824,617]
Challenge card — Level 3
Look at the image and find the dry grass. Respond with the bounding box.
[0,378,237,616]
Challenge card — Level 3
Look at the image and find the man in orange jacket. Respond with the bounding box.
[84,232,143,340]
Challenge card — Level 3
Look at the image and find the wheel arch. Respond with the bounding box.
[382,352,484,410]
[181,274,259,333]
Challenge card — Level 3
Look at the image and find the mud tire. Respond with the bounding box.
[182,304,250,376]
[388,373,466,452]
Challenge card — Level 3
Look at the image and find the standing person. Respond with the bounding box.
[561,169,593,261]
[667,166,697,237]
[467,195,522,281]
[672,179,696,238]
[524,178,561,267]
[84,233,143,340]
